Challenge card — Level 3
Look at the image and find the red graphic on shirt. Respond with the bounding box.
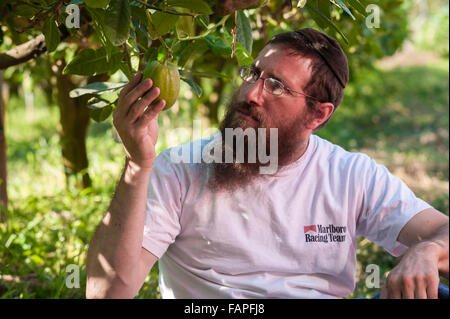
[304,225,317,233]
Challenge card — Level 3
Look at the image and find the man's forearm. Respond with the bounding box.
[86,158,153,298]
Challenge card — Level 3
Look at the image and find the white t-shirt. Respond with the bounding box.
[142,134,431,299]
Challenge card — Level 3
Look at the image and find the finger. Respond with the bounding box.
[415,279,428,299]
[118,72,142,106]
[116,72,143,118]
[401,277,415,299]
[425,275,439,299]
[387,277,402,299]
[123,78,153,114]
[379,285,388,299]
[136,99,166,128]
[127,87,161,123]
[118,77,152,118]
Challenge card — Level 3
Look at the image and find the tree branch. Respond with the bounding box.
[0,22,85,70]
[136,0,197,17]
[0,34,47,70]
[215,0,260,16]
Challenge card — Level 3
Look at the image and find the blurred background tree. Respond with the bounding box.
[0,0,448,298]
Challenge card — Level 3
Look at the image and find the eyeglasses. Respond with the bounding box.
[239,66,321,100]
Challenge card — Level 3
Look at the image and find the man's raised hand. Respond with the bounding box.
[113,72,166,169]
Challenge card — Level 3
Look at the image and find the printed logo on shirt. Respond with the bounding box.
[303,224,346,243]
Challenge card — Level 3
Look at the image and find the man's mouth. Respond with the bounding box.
[237,108,259,124]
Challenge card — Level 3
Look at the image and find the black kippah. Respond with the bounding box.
[295,28,349,88]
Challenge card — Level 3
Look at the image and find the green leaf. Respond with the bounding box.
[181,69,231,80]
[317,0,330,19]
[304,2,328,29]
[181,77,203,97]
[86,8,108,43]
[304,3,349,44]
[178,39,209,68]
[144,47,159,64]
[236,10,253,54]
[347,0,367,16]
[43,17,60,52]
[148,11,179,39]
[103,0,131,46]
[87,99,110,110]
[132,19,153,49]
[234,42,253,66]
[195,15,210,28]
[223,31,253,66]
[130,5,150,28]
[205,35,232,56]
[15,5,38,18]
[63,47,123,76]
[119,61,133,80]
[334,0,356,20]
[90,105,114,122]
[69,82,126,98]
[166,0,213,14]
[84,0,111,9]
[99,90,120,103]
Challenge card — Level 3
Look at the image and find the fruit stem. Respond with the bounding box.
[146,10,174,63]
[178,15,230,41]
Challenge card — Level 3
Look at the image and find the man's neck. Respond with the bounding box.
[280,134,311,167]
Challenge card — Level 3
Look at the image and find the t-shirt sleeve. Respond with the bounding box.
[142,150,183,258]
[355,156,432,257]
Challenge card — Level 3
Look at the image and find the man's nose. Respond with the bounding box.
[244,79,264,107]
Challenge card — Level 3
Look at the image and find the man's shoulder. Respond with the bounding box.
[313,135,371,160]
[312,134,376,172]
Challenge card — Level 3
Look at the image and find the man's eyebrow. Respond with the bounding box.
[251,64,291,87]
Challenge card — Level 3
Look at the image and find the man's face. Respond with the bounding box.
[208,44,316,192]
[225,43,315,136]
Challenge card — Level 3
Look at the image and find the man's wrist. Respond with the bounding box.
[412,240,442,256]
[411,240,448,276]
[124,158,154,185]
[127,158,154,170]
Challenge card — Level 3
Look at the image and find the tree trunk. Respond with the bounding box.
[0,71,7,221]
[53,60,110,189]
[54,60,108,189]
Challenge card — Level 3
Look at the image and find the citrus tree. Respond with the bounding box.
[0,0,410,213]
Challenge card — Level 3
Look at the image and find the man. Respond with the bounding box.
[86,29,449,299]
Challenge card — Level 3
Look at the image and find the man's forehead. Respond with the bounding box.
[253,44,313,87]
[253,44,280,67]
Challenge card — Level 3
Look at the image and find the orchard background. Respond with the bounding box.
[0,0,448,298]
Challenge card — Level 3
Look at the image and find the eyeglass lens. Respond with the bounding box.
[240,67,284,96]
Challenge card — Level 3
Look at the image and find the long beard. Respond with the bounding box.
[206,92,311,193]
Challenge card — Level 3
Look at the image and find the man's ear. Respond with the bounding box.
[305,102,335,130]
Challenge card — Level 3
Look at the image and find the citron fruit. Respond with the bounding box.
[142,61,180,110]
[84,0,110,8]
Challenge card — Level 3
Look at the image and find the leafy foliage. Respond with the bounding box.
[0,0,412,122]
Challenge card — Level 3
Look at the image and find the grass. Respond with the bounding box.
[1,57,448,299]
